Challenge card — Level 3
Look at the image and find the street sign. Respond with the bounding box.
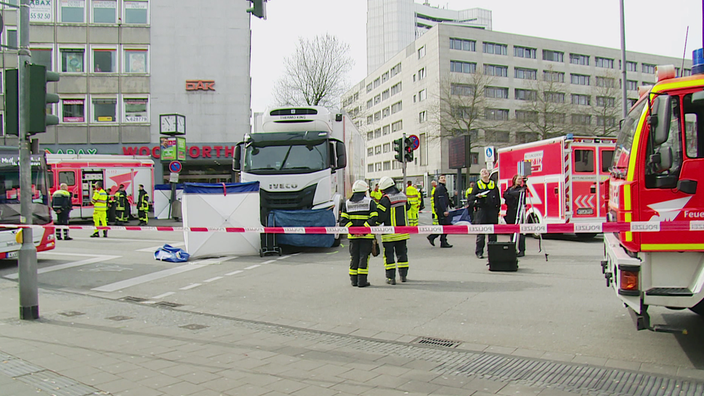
[484,146,495,162]
[169,172,179,183]
[408,134,420,150]
[169,161,182,173]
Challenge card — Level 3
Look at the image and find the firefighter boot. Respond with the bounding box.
[399,267,408,283]
[63,230,73,241]
[357,274,370,288]
[103,230,108,238]
[90,232,100,238]
[385,269,396,285]
[350,275,358,287]
[56,231,62,240]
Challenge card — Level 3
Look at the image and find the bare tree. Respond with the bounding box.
[273,34,354,108]
[517,66,572,140]
[589,71,621,137]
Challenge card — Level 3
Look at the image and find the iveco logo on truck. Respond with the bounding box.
[268,183,298,190]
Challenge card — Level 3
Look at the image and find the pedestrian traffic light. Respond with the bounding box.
[393,138,403,162]
[404,137,414,162]
[247,0,267,19]
[4,69,18,136]
[27,63,60,135]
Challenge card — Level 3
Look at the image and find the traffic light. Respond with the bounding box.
[4,69,18,136]
[27,63,60,135]
[247,0,267,19]
[393,138,403,162]
[404,137,414,162]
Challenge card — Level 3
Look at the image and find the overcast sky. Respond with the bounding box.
[250,0,703,112]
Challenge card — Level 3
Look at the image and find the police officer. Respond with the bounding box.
[405,181,420,226]
[339,180,378,288]
[372,176,410,285]
[51,183,73,240]
[91,181,109,238]
[137,184,150,226]
[114,184,128,225]
[467,168,500,259]
[427,176,452,248]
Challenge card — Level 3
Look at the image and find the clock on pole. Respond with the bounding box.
[159,114,186,135]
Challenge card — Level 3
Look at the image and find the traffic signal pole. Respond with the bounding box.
[18,0,39,320]
[402,133,407,191]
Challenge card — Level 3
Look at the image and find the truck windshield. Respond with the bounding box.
[0,155,52,225]
[612,99,647,178]
[244,141,328,173]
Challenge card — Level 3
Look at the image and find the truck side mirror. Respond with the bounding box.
[650,95,671,146]
[335,141,347,169]
[233,144,241,171]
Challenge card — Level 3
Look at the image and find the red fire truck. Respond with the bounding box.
[46,154,154,220]
[602,60,704,331]
[496,135,616,236]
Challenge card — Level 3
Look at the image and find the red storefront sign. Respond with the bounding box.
[122,145,235,159]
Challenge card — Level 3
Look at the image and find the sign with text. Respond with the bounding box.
[160,137,186,161]
[186,80,215,91]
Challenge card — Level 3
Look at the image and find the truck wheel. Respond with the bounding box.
[690,299,704,316]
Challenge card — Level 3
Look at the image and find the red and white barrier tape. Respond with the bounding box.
[4,221,704,234]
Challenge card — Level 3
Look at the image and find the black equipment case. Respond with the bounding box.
[488,241,518,271]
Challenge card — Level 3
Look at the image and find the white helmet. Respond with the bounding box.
[378,176,395,191]
[352,180,369,193]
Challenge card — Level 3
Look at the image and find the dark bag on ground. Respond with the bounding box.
[488,241,518,271]
[371,236,380,257]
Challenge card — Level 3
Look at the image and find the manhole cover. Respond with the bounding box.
[179,324,208,330]
[155,301,183,308]
[106,316,132,321]
[120,296,148,303]
[414,336,461,348]
[59,311,84,317]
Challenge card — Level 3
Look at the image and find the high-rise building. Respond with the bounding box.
[0,0,252,184]
[367,0,491,74]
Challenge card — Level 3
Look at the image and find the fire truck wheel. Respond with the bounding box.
[689,299,704,316]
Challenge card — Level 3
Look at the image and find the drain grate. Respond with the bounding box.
[179,324,208,330]
[414,336,461,348]
[58,311,84,317]
[155,301,183,308]
[106,316,132,321]
[119,296,148,303]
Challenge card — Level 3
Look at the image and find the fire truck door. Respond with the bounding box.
[545,176,561,219]
[82,170,104,207]
[57,169,80,211]
[598,148,615,218]
[572,147,598,219]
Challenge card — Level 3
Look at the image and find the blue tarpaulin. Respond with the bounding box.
[184,182,259,195]
[450,207,473,224]
[268,208,336,247]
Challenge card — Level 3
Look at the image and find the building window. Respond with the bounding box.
[595,57,614,68]
[375,162,382,172]
[543,70,565,82]
[383,143,390,153]
[124,98,148,122]
[569,53,589,65]
[451,61,476,74]
[382,107,390,118]
[62,99,85,123]
[597,116,616,127]
[626,80,638,91]
[366,99,373,109]
[366,82,372,93]
[626,61,637,72]
[418,89,427,101]
[571,114,591,125]
[382,89,390,101]
[367,164,374,173]
[124,49,148,73]
[6,28,16,49]
[383,161,391,171]
[642,63,656,74]
[93,48,116,72]
[483,42,507,55]
[375,128,382,138]
[61,48,85,73]
[383,125,390,135]
[515,89,537,101]
[571,94,591,106]
[546,113,566,124]
[516,132,539,143]
[516,111,538,122]
[450,38,476,51]
[124,0,148,24]
[391,120,402,132]
[419,111,427,123]
[61,0,85,22]
[374,78,381,88]
[92,98,117,122]
[513,46,536,59]
[367,147,373,157]
[418,46,426,59]
[418,68,426,80]
[543,50,564,62]
[451,83,474,96]
[486,130,510,142]
[596,96,616,107]
[485,108,509,121]
[514,67,537,80]
[31,49,52,70]
[390,62,402,77]
[484,64,508,77]
[374,94,381,105]
[374,111,381,122]
[390,82,402,96]
[93,0,116,23]
[366,116,373,125]
[595,76,615,87]
[375,145,382,155]
[544,92,565,103]
[684,69,692,76]
[381,71,389,83]
[485,86,508,99]
[570,73,590,85]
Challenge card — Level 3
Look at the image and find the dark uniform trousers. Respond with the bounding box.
[475,209,498,256]
[349,239,373,279]
[383,240,408,280]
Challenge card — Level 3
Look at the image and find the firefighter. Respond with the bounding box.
[137,184,150,226]
[370,183,382,202]
[430,179,438,225]
[91,181,109,238]
[339,180,378,288]
[405,181,420,226]
[467,168,500,259]
[114,184,128,225]
[372,176,410,285]
[51,183,73,241]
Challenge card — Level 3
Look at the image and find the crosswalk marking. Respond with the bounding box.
[91,258,219,292]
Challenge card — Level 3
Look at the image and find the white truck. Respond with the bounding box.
[233,106,364,250]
